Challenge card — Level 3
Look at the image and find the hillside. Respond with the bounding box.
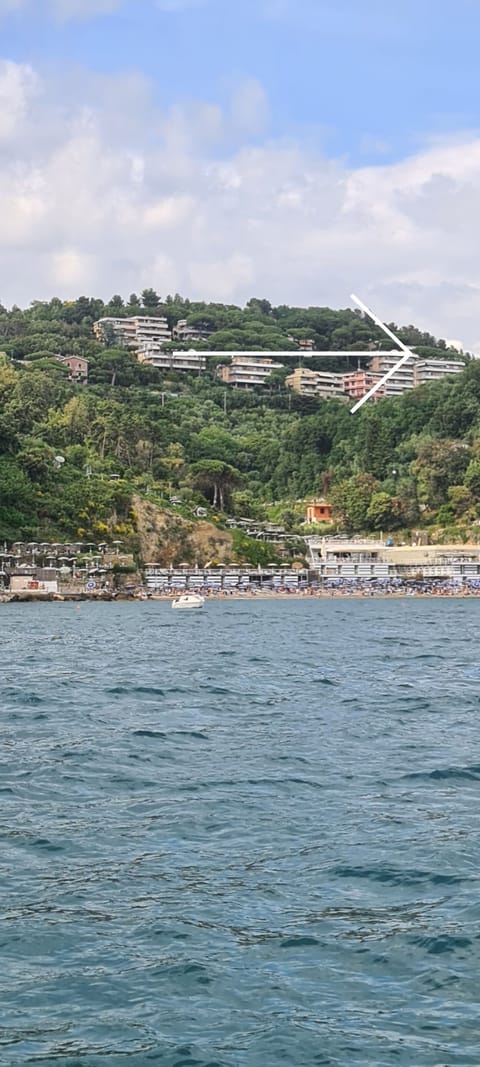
[0,292,479,553]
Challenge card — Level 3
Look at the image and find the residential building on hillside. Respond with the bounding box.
[135,316,172,351]
[342,369,384,400]
[94,315,171,353]
[367,353,465,397]
[57,355,89,380]
[306,500,332,523]
[369,353,415,396]
[138,349,206,373]
[94,316,137,347]
[413,358,465,385]
[218,355,284,388]
[285,367,345,398]
[172,319,214,344]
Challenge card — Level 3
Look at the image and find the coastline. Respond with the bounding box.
[2,588,480,603]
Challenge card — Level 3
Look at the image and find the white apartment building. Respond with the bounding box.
[218,355,284,388]
[94,315,172,352]
[172,319,213,344]
[138,349,206,373]
[368,353,465,396]
[285,367,345,398]
[94,316,137,347]
[413,358,465,385]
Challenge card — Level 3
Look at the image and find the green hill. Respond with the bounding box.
[0,291,478,548]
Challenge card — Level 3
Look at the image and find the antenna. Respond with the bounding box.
[350,293,417,413]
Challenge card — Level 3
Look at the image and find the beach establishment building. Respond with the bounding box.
[306,537,480,581]
[144,565,307,592]
[9,569,58,595]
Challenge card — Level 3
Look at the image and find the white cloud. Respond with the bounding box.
[230,79,270,137]
[0,60,38,141]
[2,61,480,349]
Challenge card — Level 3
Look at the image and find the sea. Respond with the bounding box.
[1,597,480,1066]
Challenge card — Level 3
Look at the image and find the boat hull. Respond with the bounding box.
[172,595,205,609]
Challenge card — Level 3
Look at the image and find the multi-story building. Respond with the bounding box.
[172,319,214,344]
[306,537,480,582]
[367,353,465,396]
[94,315,171,353]
[57,355,89,380]
[138,349,206,373]
[285,367,345,398]
[369,353,415,396]
[94,317,137,347]
[342,369,385,400]
[413,358,465,385]
[218,355,284,388]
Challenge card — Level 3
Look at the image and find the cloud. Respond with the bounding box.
[230,79,270,137]
[0,60,38,141]
[1,60,480,349]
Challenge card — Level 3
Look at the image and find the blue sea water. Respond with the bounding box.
[1,597,480,1066]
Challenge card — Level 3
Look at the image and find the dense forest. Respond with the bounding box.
[0,290,479,550]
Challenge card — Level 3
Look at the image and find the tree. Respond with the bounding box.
[89,347,139,387]
[141,288,160,309]
[330,474,379,532]
[0,353,18,405]
[108,294,124,310]
[465,460,480,498]
[448,484,474,516]
[246,297,272,317]
[413,439,471,506]
[189,460,243,511]
[366,491,396,530]
[17,439,56,481]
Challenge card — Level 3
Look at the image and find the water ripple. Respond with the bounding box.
[1,598,480,1065]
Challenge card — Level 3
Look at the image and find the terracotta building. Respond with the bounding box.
[58,356,89,380]
[306,499,332,524]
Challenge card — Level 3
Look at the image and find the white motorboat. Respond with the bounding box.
[171,593,205,609]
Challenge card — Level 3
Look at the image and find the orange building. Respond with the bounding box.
[306,500,332,524]
[342,370,385,400]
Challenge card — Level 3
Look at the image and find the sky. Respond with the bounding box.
[1,0,480,347]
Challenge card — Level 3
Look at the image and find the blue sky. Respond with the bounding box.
[1,0,480,347]
[3,0,480,163]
